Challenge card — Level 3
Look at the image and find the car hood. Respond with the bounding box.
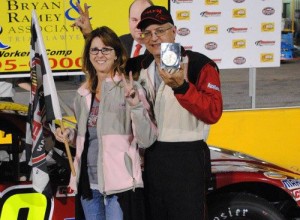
[209,145,300,179]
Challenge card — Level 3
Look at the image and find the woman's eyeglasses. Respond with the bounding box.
[90,47,114,55]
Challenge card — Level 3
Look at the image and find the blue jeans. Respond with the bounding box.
[81,189,123,220]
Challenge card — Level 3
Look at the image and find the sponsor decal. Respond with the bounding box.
[282,179,300,190]
[200,11,222,17]
[212,58,222,63]
[204,25,218,34]
[255,40,276,46]
[292,188,300,201]
[227,27,248,33]
[232,39,246,49]
[172,0,193,3]
[176,11,190,20]
[208,83,220,91]
[0,130,12,144]
[177,27,190,36]
[205,42,218,50]
[233,56,246,65]
[232,8,246,18]
[260,53,274,62]
[233,0,245,3]
[56,186,76,198]
[205,0,219,5]
[262,7,275,16]
[261,22,275,32]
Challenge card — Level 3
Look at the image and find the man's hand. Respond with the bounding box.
[158,63,186,89]
[71,2,93,37]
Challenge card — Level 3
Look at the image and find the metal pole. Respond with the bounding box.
[249,67,256,109]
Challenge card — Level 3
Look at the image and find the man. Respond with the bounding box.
[0,80,15,102]
[72,0,153,57]
[119,0,153,57]
[0,79,30,102]
[126,6,223,220]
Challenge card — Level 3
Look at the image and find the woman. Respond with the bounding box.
[55,26,157,220]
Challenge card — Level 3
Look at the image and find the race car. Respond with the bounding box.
[0,102,75,220]
[1,102,300,219]
[208,146,300,220]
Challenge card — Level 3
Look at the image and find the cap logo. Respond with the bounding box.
[144,9,163,15]
[143,9,171,22]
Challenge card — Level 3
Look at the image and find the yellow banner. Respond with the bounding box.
[0,0,167,74]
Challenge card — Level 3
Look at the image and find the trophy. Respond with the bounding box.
[161,43,181,72]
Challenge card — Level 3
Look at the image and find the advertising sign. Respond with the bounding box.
[0,0,167,76]
[170,0,282,69]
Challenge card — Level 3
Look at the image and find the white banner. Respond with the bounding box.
[170,0,282,69]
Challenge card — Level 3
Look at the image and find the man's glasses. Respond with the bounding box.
[90,47,114,55]
[141,26,173,40]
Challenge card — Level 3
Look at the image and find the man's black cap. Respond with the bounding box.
[137,6,174,30]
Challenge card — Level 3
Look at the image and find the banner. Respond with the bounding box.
[170,0,282,69]
[0,0,167,75]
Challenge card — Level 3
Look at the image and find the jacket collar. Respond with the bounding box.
[77,73,123,96]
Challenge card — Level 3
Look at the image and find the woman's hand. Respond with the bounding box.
[71,2,93,37]
[122,71,139,106]
[55,127,74,144]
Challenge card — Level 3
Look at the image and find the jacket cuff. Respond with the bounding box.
[172,81,189,94]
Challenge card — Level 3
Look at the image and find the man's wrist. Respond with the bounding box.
[172,80,189,94]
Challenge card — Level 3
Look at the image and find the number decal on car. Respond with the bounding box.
[0,185,52,220]
[0,130,12,144]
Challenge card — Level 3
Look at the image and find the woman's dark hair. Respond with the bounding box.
[82,26,128,92]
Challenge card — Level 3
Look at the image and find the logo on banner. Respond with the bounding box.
[205,0,219,5]
[172,0,193,3]
[200,11,222,17]
[204,25,218,34]
[177,28,190,36]
[232,8,247,18]
[205,42,218,50]
[232,39,246,48]
[233,0,245,3]
[260,53,274,62]
[262,7,275,16]
[233,56,246,65]
[261,22,275,32]
[227,27,248,33]
[255,40,276,46]
[176,11,190,20]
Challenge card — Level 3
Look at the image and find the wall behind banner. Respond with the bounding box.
[207,107,300,177]
[0,0,167,75]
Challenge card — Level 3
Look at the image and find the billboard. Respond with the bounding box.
[0,0,167,76]
[170,0,282,69]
